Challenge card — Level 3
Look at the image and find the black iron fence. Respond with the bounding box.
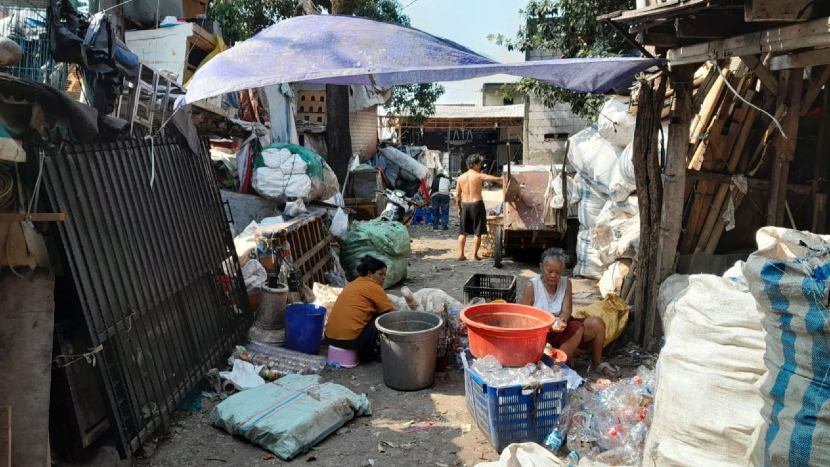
[43,135,251,456]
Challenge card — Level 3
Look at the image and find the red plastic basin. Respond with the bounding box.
[461,303,555,367]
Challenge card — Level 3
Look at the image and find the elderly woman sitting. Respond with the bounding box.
[520,248,617,376]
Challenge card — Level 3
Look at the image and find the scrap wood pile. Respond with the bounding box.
[679,60,772,255]
[631,57,821,258]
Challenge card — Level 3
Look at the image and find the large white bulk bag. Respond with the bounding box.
[569,129,633,202]
[592,196,639,265]
[260,147,308,174]
[644,267,766,467]
[744,228,830,467]
[574,226,604,280]
[576,176,608,229]
[253,168,312,200]
[596,99,636,148]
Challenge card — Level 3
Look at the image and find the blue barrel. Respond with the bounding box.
[284,304,327,355]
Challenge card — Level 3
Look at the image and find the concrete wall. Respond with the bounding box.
[522,49,589,165]
[350,105,378,161]
[482,83,526,106]
[524,100,588,165]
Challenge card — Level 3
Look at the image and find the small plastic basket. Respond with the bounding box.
[463,274,517,303]
[461,349,568,452]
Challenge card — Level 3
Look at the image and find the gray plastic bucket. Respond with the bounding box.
[376,311,443,391]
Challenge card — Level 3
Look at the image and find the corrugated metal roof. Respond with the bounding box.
[427,104,525,119]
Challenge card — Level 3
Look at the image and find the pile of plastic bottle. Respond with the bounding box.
[230,342,327,379]
[448,309,469,364]
[471,355,570,387]
[544,366,656,466]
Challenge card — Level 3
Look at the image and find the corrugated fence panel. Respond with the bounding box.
[43,135,251,456]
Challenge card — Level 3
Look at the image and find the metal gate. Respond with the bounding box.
[43,135,251,456]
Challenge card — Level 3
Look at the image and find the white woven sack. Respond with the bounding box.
[643,268,766,467]
[260,148,308,174]
[569,128,634,202]
[592,196,640,264]
[575,226,603,280]
[253,168,312,199]
[597,99,636,148]
[577,177,608,229]
[744,227,830,467]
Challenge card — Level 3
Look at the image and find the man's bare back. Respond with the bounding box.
[456,170,503,203]
[456,155,504,261]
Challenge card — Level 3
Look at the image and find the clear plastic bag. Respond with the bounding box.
[329,207,349,238]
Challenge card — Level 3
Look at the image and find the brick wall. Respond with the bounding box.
[350,105,378,161]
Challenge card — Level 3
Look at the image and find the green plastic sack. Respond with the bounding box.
[210,374,371,460]
[340,220,411,289]
[256,143,324,180]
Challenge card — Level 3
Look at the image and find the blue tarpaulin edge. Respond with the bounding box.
[184,15,660,104]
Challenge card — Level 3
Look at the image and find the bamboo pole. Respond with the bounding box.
[681,71,746,253]
[768,68,803,226]
[704,189,746,254]
[695,89,759,252]
[689,65,729,148]
[701,103,788,254]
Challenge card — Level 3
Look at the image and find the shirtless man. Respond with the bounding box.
[456,154,503,261]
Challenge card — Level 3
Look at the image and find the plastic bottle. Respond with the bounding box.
[566,451,580,467]
[544,407,572,453]
[400,286,421,310]
[278,238,293,285]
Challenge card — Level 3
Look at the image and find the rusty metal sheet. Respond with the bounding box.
[503,171,558,231]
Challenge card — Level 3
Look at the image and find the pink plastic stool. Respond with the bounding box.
[328,345,359,368]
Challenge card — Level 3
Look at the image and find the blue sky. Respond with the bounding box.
[406,0,526,104]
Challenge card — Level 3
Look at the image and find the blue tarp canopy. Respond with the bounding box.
[184,15,659,104]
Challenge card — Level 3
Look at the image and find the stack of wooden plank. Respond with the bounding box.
[680,60,764,255]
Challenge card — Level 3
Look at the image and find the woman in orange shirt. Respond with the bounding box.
[325,255,395,362]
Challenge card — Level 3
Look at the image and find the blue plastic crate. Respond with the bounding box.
[461,350,569,451]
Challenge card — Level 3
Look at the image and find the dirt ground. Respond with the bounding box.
[130,188,651,467]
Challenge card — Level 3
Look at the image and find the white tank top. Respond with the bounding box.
[530,275,568,316]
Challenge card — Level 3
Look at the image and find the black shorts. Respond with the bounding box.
[460,201,487,236]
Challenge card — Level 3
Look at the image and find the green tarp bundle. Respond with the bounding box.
[210,374,371,460]
[340,219,411,289]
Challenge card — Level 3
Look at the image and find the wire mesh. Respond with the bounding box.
[0,6,67,89]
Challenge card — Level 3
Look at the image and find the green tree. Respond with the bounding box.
[207,0,443,125]
[489,0,634,120]
[209,0,295,44]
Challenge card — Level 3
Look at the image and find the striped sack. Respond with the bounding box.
[744,227,830,467]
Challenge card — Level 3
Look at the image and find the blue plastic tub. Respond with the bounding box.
[284,304,326,355]
[461,349,568,451]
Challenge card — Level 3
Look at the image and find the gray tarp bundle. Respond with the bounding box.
[184,15,659,104]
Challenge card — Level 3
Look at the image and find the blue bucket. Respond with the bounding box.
[284,304,327,355]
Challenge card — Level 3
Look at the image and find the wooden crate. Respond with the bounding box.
[255,211,334,287]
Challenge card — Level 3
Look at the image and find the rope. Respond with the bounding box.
[53,344,104,368]
[710,59,786,138]
[145,135,156,187]
[0,169,13,209]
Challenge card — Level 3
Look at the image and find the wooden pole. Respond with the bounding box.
[681,70,746,253]
[657,64,695,283]
[689,64,729,149]
[695,88,759,252]
[632,76,667,350]
[813,87,830,233]
[704,188,746,254]
[767,68,803,226]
